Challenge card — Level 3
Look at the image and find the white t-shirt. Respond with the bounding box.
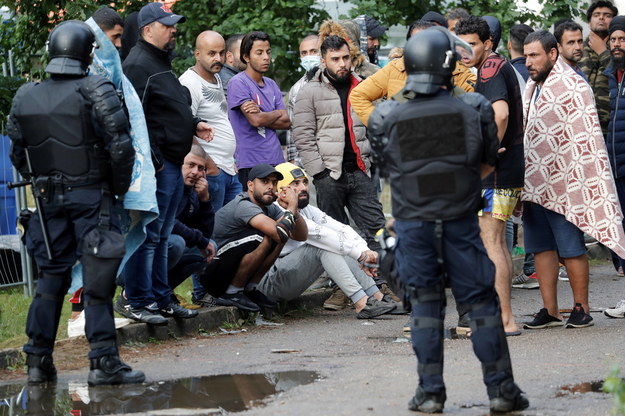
[179,68,237,175]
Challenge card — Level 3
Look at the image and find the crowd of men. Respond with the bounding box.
[8,0,625,413]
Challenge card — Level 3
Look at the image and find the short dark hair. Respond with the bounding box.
[586,0,619,21]
[406,20,434,40]
[445,7,470,21]
[509,24,534,54]
[554,21,583,44]
[320,35,348,57]
[225,34,244,53]
[454,16,491,43]
[524,30,558,54]
[92,6,123,31]
[240,31,271,64]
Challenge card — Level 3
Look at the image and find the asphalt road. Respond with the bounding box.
[1,261,624,415]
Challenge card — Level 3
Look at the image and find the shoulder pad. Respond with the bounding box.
[80,75,116,96]
[369,99,400,137]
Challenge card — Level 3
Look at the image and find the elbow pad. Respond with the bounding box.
[109,132,136,195]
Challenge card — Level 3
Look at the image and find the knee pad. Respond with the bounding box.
[35,273,69,302]
[408,282,446,306]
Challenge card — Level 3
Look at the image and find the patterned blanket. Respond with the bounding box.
[522,57,625,258]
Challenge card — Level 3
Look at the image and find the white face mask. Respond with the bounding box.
[300,55,321,72]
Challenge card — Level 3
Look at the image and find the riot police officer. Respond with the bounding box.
[369,27,529,413]
[7,20,144,385]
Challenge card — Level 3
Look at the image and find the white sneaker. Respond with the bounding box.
[68,312,132,338]
[604,299,625,318]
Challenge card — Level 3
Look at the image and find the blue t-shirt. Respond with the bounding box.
[227,72,286,169]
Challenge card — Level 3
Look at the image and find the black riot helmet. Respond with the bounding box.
[45,20,96,76]
[403,26,472,95]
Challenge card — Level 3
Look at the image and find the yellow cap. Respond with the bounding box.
[275,162,309,189]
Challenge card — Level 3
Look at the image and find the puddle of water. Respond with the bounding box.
[554,380,606,397]
[0,370,320,415]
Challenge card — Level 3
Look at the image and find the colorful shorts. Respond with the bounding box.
[479,187,522,221]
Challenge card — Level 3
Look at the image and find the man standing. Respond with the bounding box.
[456,16,524,335]
[8,21,144,385]
[293,35,385,253]
[119,2,212,324]
[580,0,618,136]
[200,164,307,312]
[368,27,528,413]
[286,34,320,165]
[507,24,534,83]
[555,21,587,79]
[179,30,241,211]
[364,15,388,65]
[521,30,625,329]
[227,31,290,189]
[258,162,399,319]
[218,34,245,90]
[602,16,625,317]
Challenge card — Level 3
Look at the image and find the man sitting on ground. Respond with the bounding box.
[200,164,308,312]
[258,163,401,319]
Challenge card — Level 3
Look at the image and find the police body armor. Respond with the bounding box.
[14,77,109,185]
[384,92,484,222]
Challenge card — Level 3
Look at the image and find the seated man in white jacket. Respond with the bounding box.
[258,162,400,319]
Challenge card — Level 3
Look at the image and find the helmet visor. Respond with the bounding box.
[451,32,473,61]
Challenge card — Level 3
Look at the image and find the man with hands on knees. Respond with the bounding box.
[199,164,307,312]
[258,163,400,319]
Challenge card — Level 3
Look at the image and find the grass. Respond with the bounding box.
[0,278,197,350]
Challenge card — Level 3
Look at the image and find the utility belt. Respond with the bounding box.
[33,176,102,201]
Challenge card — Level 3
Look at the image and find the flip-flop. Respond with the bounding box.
[506,330,522,337]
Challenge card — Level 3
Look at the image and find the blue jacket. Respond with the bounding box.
[173,186,215,250]
[605,65,625,178]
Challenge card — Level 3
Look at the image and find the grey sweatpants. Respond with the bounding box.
[258,245,378,303]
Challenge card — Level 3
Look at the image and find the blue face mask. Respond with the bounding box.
[300,55,321,72]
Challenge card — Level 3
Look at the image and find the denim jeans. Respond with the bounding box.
[207,169,242,212]
[123,159,183,309]
[314,170,385,252]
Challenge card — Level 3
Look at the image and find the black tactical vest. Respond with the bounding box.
[13,77,108,184]
[384,93,484,221]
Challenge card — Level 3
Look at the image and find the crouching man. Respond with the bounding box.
[258,163,400,319]
[199,164,307,312]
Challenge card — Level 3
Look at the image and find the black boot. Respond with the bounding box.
[488,379,529,413]
[26,354,57,384]
[87,355,145,386]
[408,386,446,413]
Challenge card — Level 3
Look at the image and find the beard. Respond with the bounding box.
[297,192,310,209]
[530,64,553,84]
[253,188,276,206]
[611,48,625,70]
[326,67,350,83]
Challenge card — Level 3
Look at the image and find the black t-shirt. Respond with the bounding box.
[327,71,358,170]
[476,53,524,188]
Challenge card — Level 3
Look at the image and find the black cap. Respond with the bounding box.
[421,11,448,28]
[138,2,185,28]
[482,16,502,49]
[610,15,625,34]
[365,15,388,38]
[248,164,284,181]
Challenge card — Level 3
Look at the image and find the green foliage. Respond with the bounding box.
[345,0,444,26]
[0,0,150,76]
[172,0,330,89]
[603,366,625,415]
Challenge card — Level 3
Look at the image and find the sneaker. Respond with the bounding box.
[356,296,397,319]
[565,303,594,328]
[245,289,278,309]
[488,379,529,413]
[26,354,57,384]
[512,272,540,289]
[558,266,569,282]
[174,293,201,310]
[192,293,217,308]
[114,296,168,325]
[379,282,401,303]
[618,267,624,277]
[382,294,408,315]
[456,311,471,336]
[604,299,625,318]
[403,319,411,333]
[323,286,349,310]
[159,302,199,319]
[215,292,260,312]
[523,308,563,329]
[408,387,446,413]
[68,311,131,338]
[88,355,145,386]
